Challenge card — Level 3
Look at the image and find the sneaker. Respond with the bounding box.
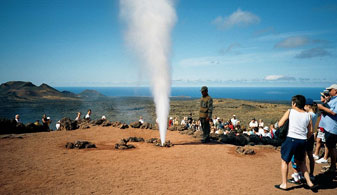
[313,154,319,160]
[316,158,328,164]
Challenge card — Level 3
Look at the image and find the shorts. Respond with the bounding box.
[306,135,314,152]
[317,131,326,142]
[325,131,337,149]
[281,137,307,163]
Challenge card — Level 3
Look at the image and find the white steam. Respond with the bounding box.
[120,0,177,145]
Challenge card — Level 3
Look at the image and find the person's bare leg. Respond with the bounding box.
[307,151,315,175]
[314,138,321,156]
[280,160,289,189]
[297,159,314,187]
[324,146,329,160]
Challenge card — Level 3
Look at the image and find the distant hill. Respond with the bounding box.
[0,81,105,102]
[78,89,106,100]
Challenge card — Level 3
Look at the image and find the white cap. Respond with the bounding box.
[47,117,50,120]
[102,115,106,120]
[263,126,269,131]
[326,84,337,90]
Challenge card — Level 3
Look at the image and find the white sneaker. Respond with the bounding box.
[313,154,319,160]
[316,158,328,164]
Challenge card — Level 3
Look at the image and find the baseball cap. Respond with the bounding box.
[326,84,337,90]
[306,98,313,105]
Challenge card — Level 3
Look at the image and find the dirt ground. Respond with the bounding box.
[0,126,336,195]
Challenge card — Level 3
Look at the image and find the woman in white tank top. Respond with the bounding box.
[275,95,316,191]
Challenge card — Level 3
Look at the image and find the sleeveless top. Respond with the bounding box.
[287,109,311,140]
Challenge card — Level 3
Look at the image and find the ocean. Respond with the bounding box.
[0,87,325,129]
[56,87,324,102]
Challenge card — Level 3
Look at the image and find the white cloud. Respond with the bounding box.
[264,75,296,81]
[212,8,260,29]
[275,36,309,48]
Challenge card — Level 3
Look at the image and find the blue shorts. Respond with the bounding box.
[325,131,337,149]
[281,137,306,163]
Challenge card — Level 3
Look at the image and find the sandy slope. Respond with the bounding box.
[0,126,335,194]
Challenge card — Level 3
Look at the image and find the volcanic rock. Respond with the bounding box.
[65,140,96,149]
[236,146,255,155]
[59,118,79,131]
[146,138,173,147]
[130,121,142,128]
[114,138,135,150]
[140,122,152,129]
[127,137,145,142]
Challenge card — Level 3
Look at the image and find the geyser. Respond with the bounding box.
[120,0,177,145]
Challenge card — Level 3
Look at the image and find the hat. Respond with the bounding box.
[263,126,269,131]
[200,86,208,92]
[306,98,313,105]
[47,117,50,120]
[326,84,337,90]
[233,114,236,117]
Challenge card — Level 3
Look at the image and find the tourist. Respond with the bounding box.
[85,109,91,120]
[313,91,330,161]
[168,117,173,127]
[139,116,144,124]
[187,113,193,126]
[42,114,50,131]
[174,117,179,126]
[231,115,238,127]
[275,95,315,191]
[15,114,20,123]
[199,86,213,143]
[249,118,258,129]
[316,84,337,173]
[56,120,61,130]
[304,98,319,179]
[258,119,264,128]
[75,112,81,121]
[181,117,187,127]
[315,90,333,164]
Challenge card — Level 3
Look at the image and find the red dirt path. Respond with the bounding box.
[0,126,335,194]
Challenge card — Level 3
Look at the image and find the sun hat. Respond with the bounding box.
[326,84,337,90]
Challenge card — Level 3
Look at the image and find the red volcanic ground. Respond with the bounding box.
[0,126,335,194]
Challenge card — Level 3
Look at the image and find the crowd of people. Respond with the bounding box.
[11,83,337,191]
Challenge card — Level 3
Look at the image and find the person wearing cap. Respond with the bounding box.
[313,92,330,162]
[199,86,213,143]
[316,84,337,172]
[304,98,319,179]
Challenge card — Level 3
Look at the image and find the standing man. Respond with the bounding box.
[318,84,337,172]
[199,86,213,143]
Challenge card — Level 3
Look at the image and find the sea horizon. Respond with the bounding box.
[56,86,325,102]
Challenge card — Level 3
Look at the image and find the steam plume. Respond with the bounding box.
[120,0,177,145]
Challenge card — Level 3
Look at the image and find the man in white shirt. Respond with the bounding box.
[231,115,238,127]
[249,118,258,129]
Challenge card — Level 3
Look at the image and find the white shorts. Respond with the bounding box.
[317,131,326,143]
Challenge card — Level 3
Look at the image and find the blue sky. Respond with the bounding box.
[0,0,336,87]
